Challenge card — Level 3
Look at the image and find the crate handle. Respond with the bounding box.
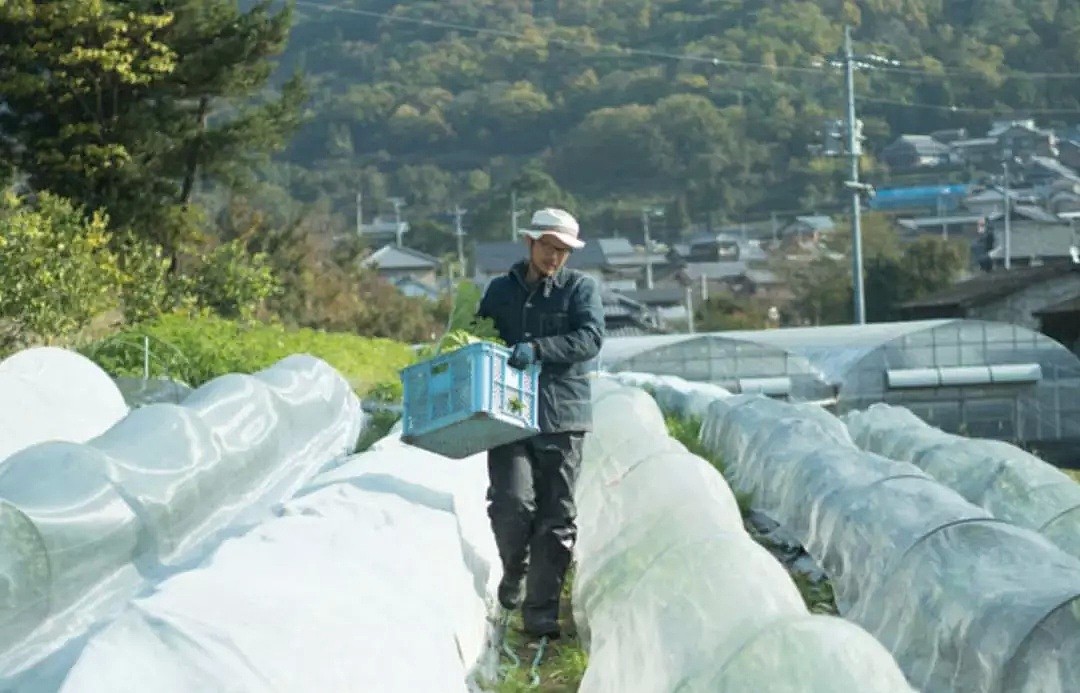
[430,361,450,376]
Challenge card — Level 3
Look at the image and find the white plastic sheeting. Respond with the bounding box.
[605,370,731,419]
[0,355,365,685]
[844,403,1080,557]
[701,394,1080,693]
[574,379,915,693]
[0,347,128,463]
[56,431,502,693]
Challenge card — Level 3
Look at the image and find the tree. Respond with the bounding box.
[0,0,304,264]
[781,216,969,325]
[0,0,177,231]
[696,295,770,331]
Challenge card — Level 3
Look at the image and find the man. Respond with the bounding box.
[476,207,604,639]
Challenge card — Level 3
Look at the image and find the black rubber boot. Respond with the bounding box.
[498,570,525,610]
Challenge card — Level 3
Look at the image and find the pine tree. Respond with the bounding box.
[0,0,305,265]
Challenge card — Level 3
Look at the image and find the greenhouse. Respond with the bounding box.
[599,319,1080,461]
[597,334,834,402]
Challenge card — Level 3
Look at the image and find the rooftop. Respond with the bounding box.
[1033,294,1080,316]
[361,244,440,270]
[899,264,1078,310]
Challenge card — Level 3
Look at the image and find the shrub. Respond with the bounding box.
[0,192,121,348]
[187,239,280,321]
[82,313,415,394]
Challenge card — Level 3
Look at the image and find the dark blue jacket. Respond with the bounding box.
[477,261,604,433]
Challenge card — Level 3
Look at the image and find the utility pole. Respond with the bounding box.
[642,208,654,289]
[510,190,530,241]
[388,197,406,247]
[356,192,363,238]
[1002,157,1012,270]
[511,189,518,241]
[641,207,664,290]
[685,285,695,334]
[452,205,467,275]
[843,25,867,325]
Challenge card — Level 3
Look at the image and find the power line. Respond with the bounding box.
[291,0,830,75]
[294,0,1080,82]
[291,0,1080,116]
[852,56,1080,81]
[857,95,1080,115]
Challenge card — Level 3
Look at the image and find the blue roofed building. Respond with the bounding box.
[868,184,973,213]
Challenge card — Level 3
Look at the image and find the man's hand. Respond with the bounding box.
[508,342,537,370]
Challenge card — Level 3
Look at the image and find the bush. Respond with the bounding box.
[0,192,121,348]
[117,235,189,324]
[188,239,280,321]
[82,313,415,395]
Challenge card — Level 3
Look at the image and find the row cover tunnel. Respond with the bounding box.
[618,372,1080,692]
[600,319,1080,466]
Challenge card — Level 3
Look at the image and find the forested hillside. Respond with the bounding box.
[2,1,1078,349]
[268,0,1080,249]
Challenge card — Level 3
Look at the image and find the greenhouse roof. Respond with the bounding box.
[601,320,962,384]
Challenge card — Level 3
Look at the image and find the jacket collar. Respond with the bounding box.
[510,261,569,291]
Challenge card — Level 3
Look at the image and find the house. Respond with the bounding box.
[881,135,951,170]
[358,217,410,247]
[985,216,1079,269]
[1060,140,1080,171]
[472,237,670,288]
[731,269,792,302]
[686,233,741,262]
[896,214,987,240]
[897,263,1080,332]
[930,128,968,145]
[1023,156,1080,189]
[393,277,446,301]
[962,186,1039,217]
[361,244,440,285]
[949,138,999,167]
[601,290,668,337]
[780,215,836,241]
[990,119,1059,159]
[595,237,670,284]
[1048,186,1080,216]
[868,185,971,213]
[1034,294,1080,356]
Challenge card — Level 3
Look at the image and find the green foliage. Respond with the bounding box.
[210,192,444,342]
[0,192,121,348]
[187,239,280,321]
[661,412,836,614]
[695,295,770,332]
[264,0,1080,257]
[779,212,970,325]
[486,567,586,693]
[416,280,505,360]
[663,413,753,515]
[0,0,303,254]
[354,409,401,453]
[82,313,415,394]
[116,235,185,324]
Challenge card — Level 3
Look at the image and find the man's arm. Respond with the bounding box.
[532,276,604,364]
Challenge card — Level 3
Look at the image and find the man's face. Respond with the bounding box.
[527,236,572,277]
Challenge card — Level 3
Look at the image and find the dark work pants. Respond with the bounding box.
[486,432,583,627]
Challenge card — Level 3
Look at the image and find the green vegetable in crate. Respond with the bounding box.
[412,280,508,362]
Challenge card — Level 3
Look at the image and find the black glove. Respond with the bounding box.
[508,342,537,370]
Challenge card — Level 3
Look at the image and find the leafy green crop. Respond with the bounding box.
[416,281,506,361]
[81,313,414,396]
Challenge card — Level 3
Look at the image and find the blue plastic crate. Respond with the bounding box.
[400,341,540,459]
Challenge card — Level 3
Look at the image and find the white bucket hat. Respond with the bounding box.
[518,207,585,249]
